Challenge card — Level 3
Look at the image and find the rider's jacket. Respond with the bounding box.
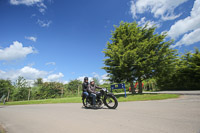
[82,82,88,92]
[88,84,102,94]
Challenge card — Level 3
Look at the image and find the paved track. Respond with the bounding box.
[0,95,200,133]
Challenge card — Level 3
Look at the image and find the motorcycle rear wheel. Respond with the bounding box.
[82,98,89,108]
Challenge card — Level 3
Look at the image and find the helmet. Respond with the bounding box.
[84,77,88,81]
[90,80,94,83]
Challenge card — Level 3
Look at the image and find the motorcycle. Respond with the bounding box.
[82,88,118,109]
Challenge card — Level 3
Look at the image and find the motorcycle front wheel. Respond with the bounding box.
[104,94,118,109]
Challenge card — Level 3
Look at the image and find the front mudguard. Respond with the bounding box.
[107,93,115,97]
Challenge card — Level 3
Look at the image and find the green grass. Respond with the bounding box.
[116,94,179,102]
[0,94,179,106]
[1,97,82,105]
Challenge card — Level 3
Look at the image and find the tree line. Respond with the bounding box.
[0,77,83,101]
[0,77,104,101]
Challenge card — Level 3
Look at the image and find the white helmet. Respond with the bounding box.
[90,80,94,83]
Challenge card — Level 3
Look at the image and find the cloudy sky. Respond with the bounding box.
[0,0,199,84]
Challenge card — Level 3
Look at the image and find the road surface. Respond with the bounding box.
[0,95,200,133]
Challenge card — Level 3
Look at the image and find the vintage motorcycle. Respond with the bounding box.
[82,88,118,109]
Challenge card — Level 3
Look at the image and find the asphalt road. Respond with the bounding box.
[0,95,200,133]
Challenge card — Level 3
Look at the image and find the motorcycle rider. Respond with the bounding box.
[82,77,89,98]
[88,80,102,107]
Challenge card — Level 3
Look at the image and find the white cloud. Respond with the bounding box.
[10,0,42,6]
[45,72,64,82]
[38,8,45,14]
[168,0,200,48]
[46,62,56,65]
[19,66,48,79]
[63,80,69,84]
[0,66,65,85]
[131,0,188,20]
[37,19,52,27]
[138,17,160,28]
[25,36,37,42]
[171,28,200,48]
[77,76,84,82]
[0,41,35,61]
[130,1,137,19]
[0,66,47,82]
[99,74,110,85]
[168,0,200,39]
[37,2,47,14]
[10,0,47,14]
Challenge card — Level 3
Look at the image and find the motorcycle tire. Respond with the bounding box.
[104,94,118,109]
[82,98,89,108]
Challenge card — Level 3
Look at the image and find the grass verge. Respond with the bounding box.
[115,93,179,102]
[0,94,179,106]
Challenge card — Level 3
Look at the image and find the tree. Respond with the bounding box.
[12,76,29,101]
[38,82,64,99]
[34,78,43,86]
[31,78,44,99]
[175,48,200,90]
[0,79,13,101]
[156,48,200,90]
[67,80,82,94]
[102,21,177,94]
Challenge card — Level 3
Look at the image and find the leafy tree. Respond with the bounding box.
[38,82,64,99]
[12,76,29,101]
[155,48,200,90]
[0,79,13,101]
[175,48,200,90]
[100,83,110,89]
[34,78,43,86]
[103,21,177,93]
[31,78,44,99]
[67,80,82,94]
[155,57,178,90]
[31,86,41,100]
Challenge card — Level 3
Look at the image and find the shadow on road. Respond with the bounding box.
[81,106,114,110]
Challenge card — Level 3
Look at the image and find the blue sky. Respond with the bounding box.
[0,0,199,84]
